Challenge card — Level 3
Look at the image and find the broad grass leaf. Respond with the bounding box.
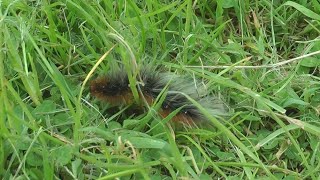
[125,137,167,149]
[283,1,320,20]
[282,98,309,108]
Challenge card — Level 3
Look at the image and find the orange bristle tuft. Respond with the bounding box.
[159,109,196,126]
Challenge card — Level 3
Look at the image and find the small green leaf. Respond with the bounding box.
[52,113,72,133]
[300,57,320,67]
[222,0,235,8]
[216,151,236,161]
[263,139,279,150]
[72,159,82,176]
[32,100,56,118]
[79,127,114,141]
[240,114,261,121]
[26,152,43,166]
[52,145,73,166]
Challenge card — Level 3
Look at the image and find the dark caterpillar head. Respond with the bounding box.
[90,70,133,105]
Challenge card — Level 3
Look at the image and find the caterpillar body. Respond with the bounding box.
[90,67,228,126]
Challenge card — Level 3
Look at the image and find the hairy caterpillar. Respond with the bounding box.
[90,67,228,126]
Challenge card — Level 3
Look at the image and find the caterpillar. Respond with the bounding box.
[90,67,228,126]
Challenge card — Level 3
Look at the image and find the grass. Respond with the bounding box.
[1,0,320,179]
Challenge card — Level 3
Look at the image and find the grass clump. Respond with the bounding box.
[1,0,320,179]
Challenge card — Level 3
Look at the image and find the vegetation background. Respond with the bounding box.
[1,0,320,179]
